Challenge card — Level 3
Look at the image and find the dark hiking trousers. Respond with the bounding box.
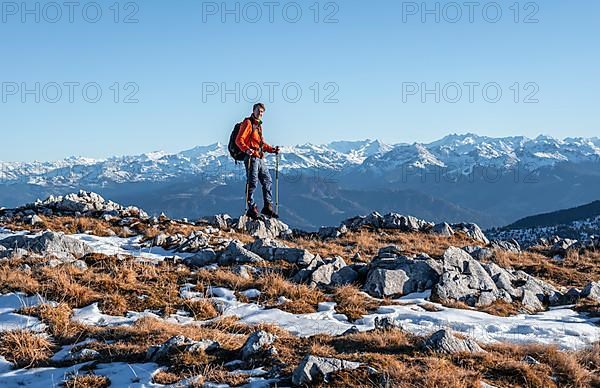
[244,155,273,209]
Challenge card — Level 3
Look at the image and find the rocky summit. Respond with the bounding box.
[0,192,598,387]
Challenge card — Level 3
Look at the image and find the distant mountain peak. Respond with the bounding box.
[1,133,599,187]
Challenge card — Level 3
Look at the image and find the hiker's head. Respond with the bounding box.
[252,103,265,121]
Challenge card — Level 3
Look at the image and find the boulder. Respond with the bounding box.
[318,225,348,240]
[561,288,581,305]
[364,255,442,298]
[514,271,562,306]
[26,191,148,218]
[0,231,92,261]
[521,290,545,312]
[341,212,383,230]
[581,281,600,302]
[205,214,232,229]
[374,316,400,331]
[273,247,317,267]
[175,233,209,253]
[239,216,292,239]
[341,212,435,232]
[551,238,578,255]
[431,247,499,307]
[26,214,44,226]
[424,329,485,354]
[381,213,434,232]
[153,233,169,247]
[291,255,325,283]
[330,266,359,286]
[218,240,264,265]
[292,355,361,385]
[245,238,289,260]
[183,249,217,267]
[431,222,454,237]
[240,330,276,360]
[146,336,219,362]
[70,260,88,271]
[377,245,404,258]
[463,246,494,261]
[483,263,521,299]
[490,239,521,254]
[450,223,489,244]
[309,256,347,288]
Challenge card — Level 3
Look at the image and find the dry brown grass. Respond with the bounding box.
[1,213,253,250]
[472,342,596,388]
[7,298,600,388]
[63,374,110,388]
[262,325,600,388]
[0,265,41,294]
[289,228,477,263]
[36,266,102,307]
[577,342,600,387]
[18,303,89,345]
[491,248,600,288]
[332,285,380,321]
[3,254,202,318]
[254,272,326,314]
[478,300,525,317]
[182,298,220,321]
[193,267,328,314]
[380,356,480,388]
[332,328,417,355]
[3,215,600,386]
[0,330,54,368]
[2,215,120,237]
[152,370,181,385]
[195,268,254,292]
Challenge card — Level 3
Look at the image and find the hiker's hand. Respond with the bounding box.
[245,149,254,156]
[274,146,281,154]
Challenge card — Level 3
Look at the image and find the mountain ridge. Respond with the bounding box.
[2,133,600,187]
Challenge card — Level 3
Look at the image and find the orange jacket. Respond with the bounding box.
[235,117,275,158]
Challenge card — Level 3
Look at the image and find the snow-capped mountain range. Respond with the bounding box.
[1,133,599,187]
[486,215,600,247]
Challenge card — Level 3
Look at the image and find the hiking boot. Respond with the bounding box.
[246,204,260,220]
[261,203,279,219]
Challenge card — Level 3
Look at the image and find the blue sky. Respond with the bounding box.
[1,0,598,162]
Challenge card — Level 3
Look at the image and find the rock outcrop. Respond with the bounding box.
[424,329,485,354]
[292,355,361,385]
[237,216,292,239]
[364,247,442,298]
[10,191,148,219]
[0,231,92,261]
[431,247,502,307]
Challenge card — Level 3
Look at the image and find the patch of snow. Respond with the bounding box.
[69,233,193,262]
[0,293,46,333]
[50,339,97,362]
[71,303,160,327]
[214,290,599,350]
[0,356,12,373]
[207,287,236,301]
[0,361,159,387]
[241,289,261,299]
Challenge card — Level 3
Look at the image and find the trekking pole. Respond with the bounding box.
[245,157,251,214]
[275,152,280,214]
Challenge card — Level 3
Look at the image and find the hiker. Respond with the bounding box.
[235,103,281,220]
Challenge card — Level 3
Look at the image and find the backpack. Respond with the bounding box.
[228,119,248,162]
